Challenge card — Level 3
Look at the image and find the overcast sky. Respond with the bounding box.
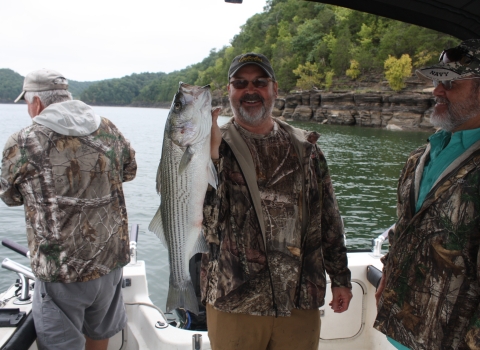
[1,0,266,82]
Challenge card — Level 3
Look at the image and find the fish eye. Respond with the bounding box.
[174,101,182,111]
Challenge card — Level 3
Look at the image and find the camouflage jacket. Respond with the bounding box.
[0,101,136,283]
[201,118,351,317]
[374,140,480,350]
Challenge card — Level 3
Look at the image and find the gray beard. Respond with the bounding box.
[431,94,480,131]
[233,100,274,126]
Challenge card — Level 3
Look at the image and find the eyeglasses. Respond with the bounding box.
[229,78,273,89]
[433,77,480,90]
[439,47,478,66]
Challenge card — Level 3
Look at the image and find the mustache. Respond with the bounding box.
[240,93,264,103]
[435,97,449,104]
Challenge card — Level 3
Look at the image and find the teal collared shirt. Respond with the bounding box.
[416,127,480,212]
[387,337,410,349]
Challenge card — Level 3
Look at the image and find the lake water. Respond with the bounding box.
[0,103,428,308]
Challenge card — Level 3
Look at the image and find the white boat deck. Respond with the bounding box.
[0,252,395,350]
[111,252,394,350]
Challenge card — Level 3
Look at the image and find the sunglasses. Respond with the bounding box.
[433,77,480,90]
[229,78,273,89]
[439,47,478,66]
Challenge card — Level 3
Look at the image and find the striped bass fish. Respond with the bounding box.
[149,82,217,315]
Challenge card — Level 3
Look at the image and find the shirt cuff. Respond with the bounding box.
[330,271,352,289]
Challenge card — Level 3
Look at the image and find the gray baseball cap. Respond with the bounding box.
[14,68,68,103]
[416,39,480,82]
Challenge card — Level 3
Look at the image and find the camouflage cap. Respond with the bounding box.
[228,53,276,81]
[416,39,480,82]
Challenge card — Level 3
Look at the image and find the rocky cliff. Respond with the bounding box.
[213,90,436,132]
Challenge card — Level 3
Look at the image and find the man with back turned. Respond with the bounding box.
[201,52,352,350]
[0,69,137,350]
[375,39,480,350]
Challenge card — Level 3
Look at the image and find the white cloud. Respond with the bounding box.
[1,0,266,81]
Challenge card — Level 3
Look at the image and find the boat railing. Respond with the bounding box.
[1,258,34,303]
[371,224,393,257]
[1,238,34,303]
[129,223,139,265]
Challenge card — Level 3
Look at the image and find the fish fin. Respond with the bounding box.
[190,232,209,258]
[178,146,195,174]
[148,206,168,249]
[166,278,200,315]
[207,159,218,189]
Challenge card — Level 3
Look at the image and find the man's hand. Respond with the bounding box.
[329,287,352,313]
[375,274,386,308]
[211,107,222,159]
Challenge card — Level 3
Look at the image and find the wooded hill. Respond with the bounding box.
[0,68,96,103]
[1,0,459,106]
[0,69,23,103]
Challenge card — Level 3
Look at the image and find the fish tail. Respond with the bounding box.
[166,280,200,315]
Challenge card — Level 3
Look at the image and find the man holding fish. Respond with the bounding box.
[201,53,352,350]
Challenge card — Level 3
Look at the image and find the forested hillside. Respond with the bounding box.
[68,80,97,99]
[188,0,458,93]
[2,0,459,106]
[0,69,23,103]
[112,0,458,105]
[0,68,96,103]
[80,72,166,106]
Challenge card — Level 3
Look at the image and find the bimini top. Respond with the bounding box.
[306,0,480,40]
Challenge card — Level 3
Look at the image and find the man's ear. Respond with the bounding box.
[33,96,45,115]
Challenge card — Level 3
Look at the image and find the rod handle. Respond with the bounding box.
[2,239,29,258]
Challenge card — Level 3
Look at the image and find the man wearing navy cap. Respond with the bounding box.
[201,53,352,350]
[375,39,480,349]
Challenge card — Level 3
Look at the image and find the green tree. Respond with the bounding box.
[0,69,23,103]
[346,60,361,80]
[270,20,300,91]
[349,21,382,72]
[81,72,165,105]
[377,21,459,64]
[325,71,335,90]
[330,25,352,75]
[293,62,323,90]
[413,50,435,68]
[67,80,97,99]
[384,54,412,91]
[291,18,325,61]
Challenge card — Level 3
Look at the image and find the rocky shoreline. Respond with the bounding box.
[213,89,436,132]
[211,73,439,131]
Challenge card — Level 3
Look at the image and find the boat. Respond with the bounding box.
[1,1,478,349]
[303,0,480,40]
[224,1,479,39]
[0,224,392,350]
